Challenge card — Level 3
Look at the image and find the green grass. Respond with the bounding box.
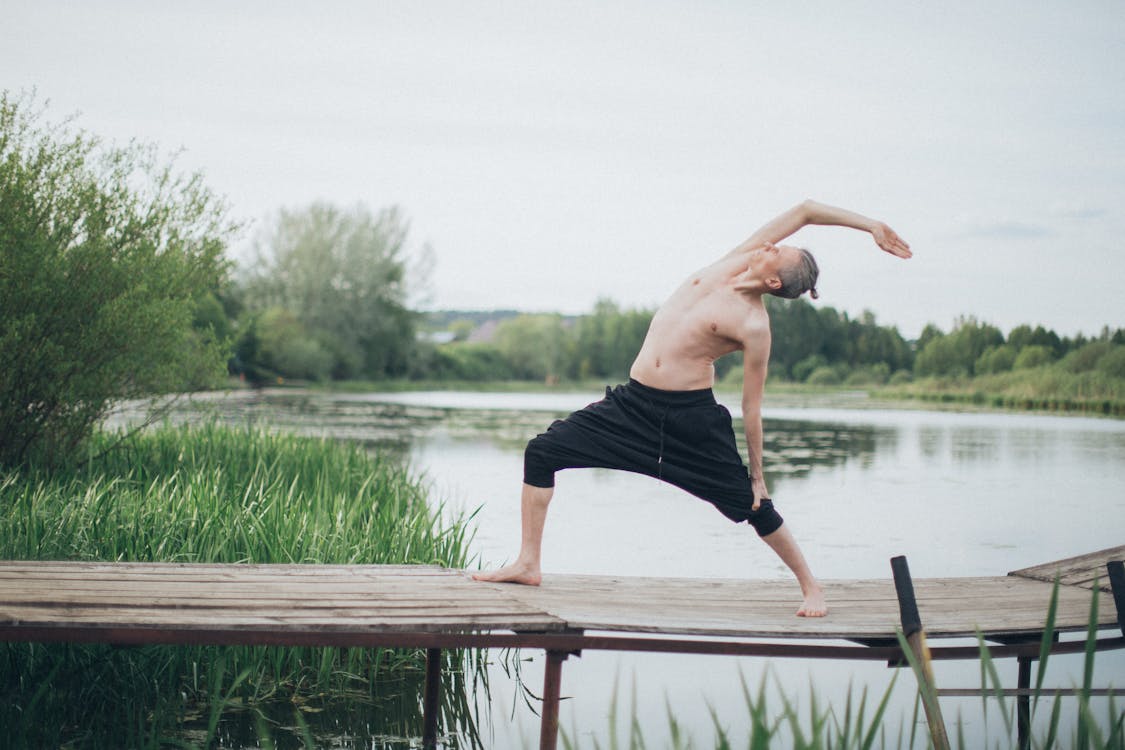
[877,370,1125,417]
[0,422,479,748]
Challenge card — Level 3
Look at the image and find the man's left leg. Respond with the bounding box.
[760,523,827,617]
[471,482,553,585]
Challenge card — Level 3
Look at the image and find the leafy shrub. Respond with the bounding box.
[1058,340,1114,373]
[975,344,1017,374]
[806,366,843,386]
[0,92,236,467]
[1095,345,1125,378]
[1013,345,1055,370]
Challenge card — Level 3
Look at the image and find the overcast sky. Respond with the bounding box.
[5,1,1123,337]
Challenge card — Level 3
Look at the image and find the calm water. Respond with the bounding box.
[108,388,1125,747]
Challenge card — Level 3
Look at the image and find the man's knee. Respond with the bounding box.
[523,433,557,488]
[747,499,784,537]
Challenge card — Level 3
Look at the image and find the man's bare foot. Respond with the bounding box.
[797,586,828,617]
[471,561,542,586]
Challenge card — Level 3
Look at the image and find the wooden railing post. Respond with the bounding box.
[891,555,950,750]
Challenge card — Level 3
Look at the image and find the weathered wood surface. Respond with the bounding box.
[0,562,566,635]
[500,573,1118,640]
[1009,545,1125,592]
[0,554,1120,645]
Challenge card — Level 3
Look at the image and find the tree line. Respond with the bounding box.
[4,92,1124,466]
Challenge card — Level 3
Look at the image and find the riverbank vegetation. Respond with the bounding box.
[0,423,476,747]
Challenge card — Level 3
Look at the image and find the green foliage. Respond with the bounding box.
[1014,344,1056,370]
[765,299,912,380]
[1008,323,1064,357]
[1060,341,1115,373]
[914,317,1004,377]
[255,306,333,381]
[975,344,1017,375]
[571,298,652,381]
[421,342,512,381]
[804,366,841,386]
[1096,346,1125,378]
[494,313,570,380]
[239,202,418,380]
[0,92,237,467]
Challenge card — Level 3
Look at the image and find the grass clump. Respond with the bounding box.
[0,422,476,748]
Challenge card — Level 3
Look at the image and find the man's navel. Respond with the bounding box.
[710,322,718,332]
[655,358,661,368]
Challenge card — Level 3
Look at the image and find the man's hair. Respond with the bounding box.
[770,247,820,300]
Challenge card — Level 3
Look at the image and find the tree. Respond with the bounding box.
[914,318,1003,377]
[241,203,419,379]
[0,92,236,466]
[494,314,570,381]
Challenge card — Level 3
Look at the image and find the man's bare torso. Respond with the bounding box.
[630,251,770,391]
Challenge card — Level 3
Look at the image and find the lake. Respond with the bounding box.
[107,387,1125,747]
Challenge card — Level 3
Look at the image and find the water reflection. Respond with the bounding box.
[111,390,898,497]
[759,419,888,489]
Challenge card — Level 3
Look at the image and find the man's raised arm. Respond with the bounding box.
[735,199,912,259]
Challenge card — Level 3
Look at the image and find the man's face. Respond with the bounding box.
[750,242,800,283]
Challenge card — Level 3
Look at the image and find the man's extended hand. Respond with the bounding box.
[872,222,912,259]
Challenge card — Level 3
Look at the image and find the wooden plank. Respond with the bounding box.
[495,573,1117,640]
[1009,545,1125,591]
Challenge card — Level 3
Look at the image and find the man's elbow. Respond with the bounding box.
[741,401,762,421]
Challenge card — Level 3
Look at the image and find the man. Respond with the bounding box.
[473,199,911,617]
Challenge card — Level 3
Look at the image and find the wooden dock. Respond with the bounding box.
[2,546,1123,748]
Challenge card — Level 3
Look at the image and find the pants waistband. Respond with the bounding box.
[624,378,716,407]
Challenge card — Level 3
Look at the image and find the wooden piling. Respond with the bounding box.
[422,647,442,748]
[891,555,950,750]
[539,650,568,750]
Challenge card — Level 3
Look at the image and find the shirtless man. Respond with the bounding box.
[473,200,911,616]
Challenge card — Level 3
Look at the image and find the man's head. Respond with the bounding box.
[766,244,820,300]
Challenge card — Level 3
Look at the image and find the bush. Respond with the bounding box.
[792,354,829,383]
[844,363,891,385]
[0,92,236,467]
[975,344,1017,374]
[1095,345,1125,378]
[806,366,843,386]
[888,369,913,385]
[1013,345,1055,370]
[1059,341,1114,373]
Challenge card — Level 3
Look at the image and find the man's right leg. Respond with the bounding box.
[471,482,553,585]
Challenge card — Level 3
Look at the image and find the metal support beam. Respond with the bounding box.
[892,555,950,750]
[539,649,569,750]
[422,647,442,748]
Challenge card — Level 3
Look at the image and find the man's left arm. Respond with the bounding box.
[733,199,912,259]
[741,329,771,509]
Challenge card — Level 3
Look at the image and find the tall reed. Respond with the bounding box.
[0,422,478,748]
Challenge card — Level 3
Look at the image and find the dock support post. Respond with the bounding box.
[1108,560,1125,637]
[891,556,950,750]
[539,649,569,750]
[422,647,442,748]
[1017,655,1032,750]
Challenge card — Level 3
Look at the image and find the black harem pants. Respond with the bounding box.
[523,379,784,536]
